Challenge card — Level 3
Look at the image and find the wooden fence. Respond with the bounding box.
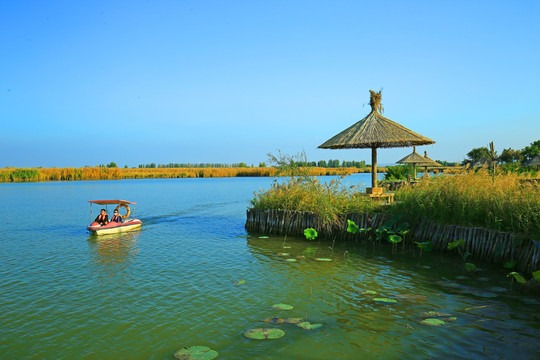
[245,208,539,275]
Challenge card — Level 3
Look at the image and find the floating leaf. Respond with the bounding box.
[285,318,303,324]
[533,270,540,282]
[462,251,472,261]
[297,321,323,330]
[359,227,372,233]
[347,219,359,234]
[361,290,377,295]
[399,229,410,236]
[388,234,402,244]
[285,258,297,262]
[420,318,446,326]
[272,303,294,310]
[503,260,517,269]
[415,241,432,252]
[373,298,397,304]
[507,271,527,284]
[448,239,465,250]
[243,328,285,340]
[304,228,318,240]
[259,236,269,239]
[296,255,305,259]
[276,252,290,257]
[174,346,218,360]
[446,317,457,322]
[236,235,250,238]
[464,263,476,272]
[283,246,291,249]
[236,280,246,285]
[314,258,333,262]
[396,222,410,233]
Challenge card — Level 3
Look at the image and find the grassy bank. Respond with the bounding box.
[0,166,380,182]
[393,172,540,237]
[250,172,540,237]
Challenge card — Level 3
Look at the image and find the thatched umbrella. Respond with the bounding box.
[421,150,441,175]
[396,146,432,179]
[318,90,435,189]
[526,154,540,169]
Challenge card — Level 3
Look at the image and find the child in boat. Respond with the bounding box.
[111,209,123,224]
[95,209,109,226]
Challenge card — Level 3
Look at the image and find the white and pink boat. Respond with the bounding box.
[87,199,142,235]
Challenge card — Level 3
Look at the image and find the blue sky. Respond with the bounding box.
[1,0,539,167]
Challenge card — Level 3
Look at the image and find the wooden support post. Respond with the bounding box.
[371,147,377,188]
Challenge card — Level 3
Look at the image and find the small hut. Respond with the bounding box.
[396,146,429,179]
[526,154,540,169]
[319,90,435,192]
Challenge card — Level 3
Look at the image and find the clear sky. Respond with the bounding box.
[1,0,539,168]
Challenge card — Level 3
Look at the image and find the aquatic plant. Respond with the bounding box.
[243,328,285,340]
[373,298,397,304]
[272,303,294,310]
[174,346,218,360]
[507,272,527,284]
[304,228,318,240]
[314,258,332,262]
[419,318,446,326]
[297,322,323,330]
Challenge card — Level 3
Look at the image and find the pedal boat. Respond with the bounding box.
[87,200,142,235]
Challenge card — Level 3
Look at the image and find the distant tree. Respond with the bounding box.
[106,162,118,168]
[317,160,327,167]
[499,148,522,163]
[462,147,490,165]
[521,140,540,161]
[124,165,128,168]
[258,162,266,167]
[238,162,248,167]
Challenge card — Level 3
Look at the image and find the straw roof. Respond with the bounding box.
[421,151,442,167]
[318,90,435,149]
[397,148,427,165]
[526,154,540,166]
[471,157,493,168]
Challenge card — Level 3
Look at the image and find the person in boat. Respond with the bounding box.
[111,209,123,224]
[95,209,109,226]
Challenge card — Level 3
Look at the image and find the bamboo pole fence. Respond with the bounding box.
[245,208,539,275]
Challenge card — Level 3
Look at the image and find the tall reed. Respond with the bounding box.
[393,171,540,236]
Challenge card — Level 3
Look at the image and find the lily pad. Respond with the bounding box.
[464,263,476,272]
[533,270,540,282]
[235,280,246,285]
[388,234,402,244]
[314,258,333,262]
[304,228,318,240]
[276,252,290,256]
[296,255,306,259]
[361,290,377,295]
[507,271,527,284]
[272,303,294,310]
[373,298,397,304]
[297,321,323,330]
[259,236,269,239]
[455,276,470,280]
[448,239,465,250]
[285,258,297,262]
[283,246,291,249]
[446,317,457,322]
[174,346,218,360]
[243,328,285,340]
[420,318,446,326]
[347,219,359,234]
[264,317,303,324]
[285,318,304,324]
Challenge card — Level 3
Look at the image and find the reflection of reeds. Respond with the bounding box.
[394,171,540,236]
[0,166,380,182]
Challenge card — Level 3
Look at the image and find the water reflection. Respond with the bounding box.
[87,231,140,280]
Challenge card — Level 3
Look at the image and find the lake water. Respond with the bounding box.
[0,175,538,360]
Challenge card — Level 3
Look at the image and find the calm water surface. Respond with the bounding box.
[0,175,538,359]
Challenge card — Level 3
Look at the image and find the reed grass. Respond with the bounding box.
[0,166,372,182]
[250,176,383,231]
[393,171,540,236]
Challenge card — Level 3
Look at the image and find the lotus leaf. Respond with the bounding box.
[415,241,432,252]
[277,253,290,256]
[285,318,304,324]
[304,228,318,240]
[533,270,540,282]
[243,328,285,340]
[361,290,377,295]
[507,271,527,284]
[464,263,476,272]
[236,280,246,285]
[448,239,465,250]
[174,346,218,360]
[388,234,402,244]
[296,255,306,259]
[297,321,323,330]
[420,318,446,326]
[286,258,297,262]
[447,317,457,322]
[373,298,397,304]
[283,246,291,249]
[259,236,269,239]
[347,219,359,234]
[272,303,294,310]
[314,258,332,262]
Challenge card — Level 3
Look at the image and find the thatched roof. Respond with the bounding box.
[526,154,540,166]
[318,90,435,149]
[471,157,493,168]
[397,148,427,165]
[421,151,442,167]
